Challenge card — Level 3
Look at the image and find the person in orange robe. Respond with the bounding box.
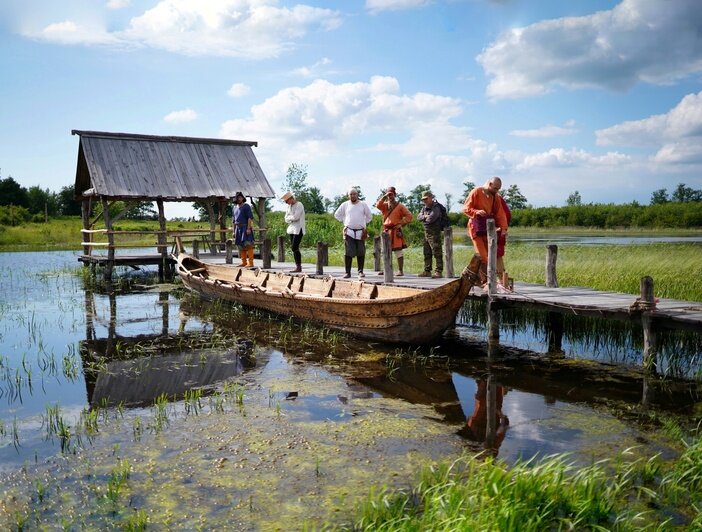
[462,177,509,283]
[376,187,413,276]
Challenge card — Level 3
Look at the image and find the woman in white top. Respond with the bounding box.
[281,191,306,273]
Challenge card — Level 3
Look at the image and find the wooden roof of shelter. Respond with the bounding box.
[72,130,275,202]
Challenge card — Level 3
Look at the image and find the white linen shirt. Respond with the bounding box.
[284,201,306,235]
[334,200,372,239]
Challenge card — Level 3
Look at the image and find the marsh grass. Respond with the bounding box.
[345,445,702,531]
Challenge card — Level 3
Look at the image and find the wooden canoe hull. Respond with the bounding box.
[175,253,481,344]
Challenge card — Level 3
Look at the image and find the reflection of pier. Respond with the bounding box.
[80,285,257,407]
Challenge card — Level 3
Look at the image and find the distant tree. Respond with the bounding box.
[650,188,669,205]
[406,184,431,213]
[503,184,528,210]
[462,181,476,201]
[0,176,29,208]
[566,190,582,206]
[299,186,327,214]
[330,186,366,212]
[282,163,309,197]
[444,192,453,213]
[56,185,82,216]
[125,201,157,220]
[27,186,59,216]
[671,183,702,203]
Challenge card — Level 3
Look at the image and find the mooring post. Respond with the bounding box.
[546,245,558,288]
[277,235,286,263]
[225,239,233,264]
[102,198,114,281]
[381,231,393,283]
[192,239,199,259]
[486,220,500,341]
[373,236,382,272]
[640,276,657,373]
[316,241,324,275]
[262,238,272,268]
[443,226,454,278]
[322,242,329,266]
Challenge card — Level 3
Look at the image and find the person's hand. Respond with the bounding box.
[246,227,252,234]
[476,210,487,217]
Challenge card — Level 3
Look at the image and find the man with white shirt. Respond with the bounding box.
[334,187,373,279]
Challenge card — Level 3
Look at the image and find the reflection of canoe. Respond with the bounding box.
[175,252,482,344]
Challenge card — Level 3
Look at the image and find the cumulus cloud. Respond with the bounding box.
[106,0,130,9]
[26,0,342,58]
[227,83,251,98]
[511,121,578,138]
[597,91,702,164]
[163,108,198,123]
[365,0,432,13]
[478,0,702,99]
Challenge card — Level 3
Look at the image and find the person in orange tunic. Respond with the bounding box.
[375,187,413,276]
[462,177,509,283]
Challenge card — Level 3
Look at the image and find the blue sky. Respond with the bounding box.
[1,0,701,218]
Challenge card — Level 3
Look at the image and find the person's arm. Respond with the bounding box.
[463,189,486,218]
[334,203,345,222]
[425,204,440,224]
[364,203,373,225]
[399,205,413,226]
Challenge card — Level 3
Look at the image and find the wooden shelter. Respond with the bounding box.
[72,130,275,278]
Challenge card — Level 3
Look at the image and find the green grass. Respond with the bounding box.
[342,437,702,531]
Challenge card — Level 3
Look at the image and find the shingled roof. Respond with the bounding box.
[72,130,275,201]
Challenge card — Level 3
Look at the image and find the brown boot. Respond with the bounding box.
[238,250,247,267]
[247,247,255,267]
[289,264,302,273]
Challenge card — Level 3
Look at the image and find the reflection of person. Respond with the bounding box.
[334,188,373,279]
[462,177,508,283]
[462,378,509,454]
[232,191,255,267]
[496,193,512,282]
[417,190,443,278]
[281,191,305,273]
[375,186,413,276]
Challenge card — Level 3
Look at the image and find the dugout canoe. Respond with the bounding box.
[175,252,482,344]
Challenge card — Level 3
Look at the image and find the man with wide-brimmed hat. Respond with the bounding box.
[281,191,305,273]
[232,191,255,267]
[375,186,413,276]
[417,190,443,278]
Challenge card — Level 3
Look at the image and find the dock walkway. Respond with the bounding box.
[192,254,702,331]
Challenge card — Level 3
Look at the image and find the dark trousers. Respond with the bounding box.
[290,231,303,265]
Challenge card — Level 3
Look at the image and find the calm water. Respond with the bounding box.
[0,250,700,527]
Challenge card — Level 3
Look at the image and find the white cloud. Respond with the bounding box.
[25,0,342,58]
[478,0,702,99]
[106,0,130,9]
[511,122,578,138]
[120,0,342,58]
[597,91,702,164]
[290,57,335,78]
[163,108,198,123]
[365,0,432,14]
[227,83,251,98]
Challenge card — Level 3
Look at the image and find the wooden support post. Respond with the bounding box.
[257,197,267,267]
[157,200,167,282]
[487,220,498,296]
[206,202,217,254]
[225,239,233,264]
[277,235,286,262]
[546,245,558,288]
[192,239,200,259]
[322,242,329,266]
[102,198,114,281]
[160,291,169,336]
[381,231,394,283]
[81,199,92,260]
[443,226,454,278]
[640,276,657,373]
[373,236,382,272]
[218,200,227,250]
[485,374,497,449]
[316,241,325,275]
[487,301,500,342]
[262,238,272,268]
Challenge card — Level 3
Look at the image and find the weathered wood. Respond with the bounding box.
[81,199,92,258]
[373,236,382,272]
[546,245,558,288]
[277,235,286,262]
[381,231,394,283]
[261,238,272,268]
[487,220,498,296]
[218,200,227,249]
[157,200,167,280]
[640,276,655,307]
[444,226,454,278]
[641,276,657,372]
[192,239,200,259]
[321,242,329,266]
[206,202,217,254]
[487,301,500,341]
[316,241,325,275]
[175,252,483,344]
[102,198,114,280]
[225,239,233,264]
